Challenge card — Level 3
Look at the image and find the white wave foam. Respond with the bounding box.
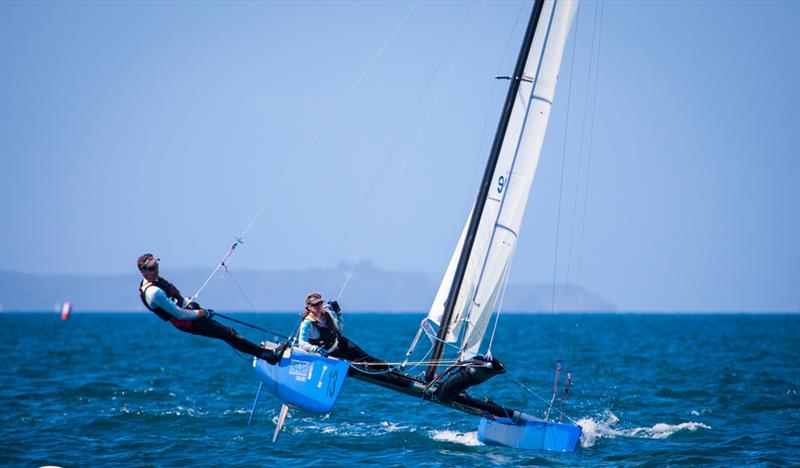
[689,407,712,416]
[428,430,483,447]
[379,420,411,433]
[290,420,414,437]
[162,405,204,417]
[575,412,618,448]
[576,411,710,447]
[627,422,711,439]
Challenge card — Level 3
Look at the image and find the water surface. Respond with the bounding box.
[1,313,797,466]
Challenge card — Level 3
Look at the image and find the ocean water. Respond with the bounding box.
[0,312,798,466]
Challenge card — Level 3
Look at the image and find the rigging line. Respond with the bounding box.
[466,0,529,204]
[204,267,289,339]
[506,371,578,424]
[423,330,463,351]
[347,365,397,376]
[349,358,462,367]
[336,1,482,300]
[405,0,518,361]
[444,0,533,357]
[422,3,528,361]
[461,0,561,345]
[420,360,460,395]
[317,0,474,292]
[572,0,604,318]
[239,0,421,242]
[285,314,307,348]
[215,311,289,340]
[189,239,242,303]
[349,355,470,376]
[559,0,601,362]
[402,345,434,374]
[190,1,420,302]
[416,320,464,358]
[226,269,258,313]
[484,254,515,358]
[549,0,581,359]
[230,348,256,362]
[221,270,291,338]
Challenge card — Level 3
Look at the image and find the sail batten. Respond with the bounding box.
[424,0,579,373]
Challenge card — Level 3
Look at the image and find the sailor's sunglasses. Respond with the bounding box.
[140,265,158,272]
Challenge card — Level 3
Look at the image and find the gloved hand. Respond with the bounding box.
[186,301,202,310]
[318,348,329,357]
[328,300,341,313]
[197,308,215,319]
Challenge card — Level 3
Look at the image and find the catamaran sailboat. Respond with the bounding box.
[251,0,582,452]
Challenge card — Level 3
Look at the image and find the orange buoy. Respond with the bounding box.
[60,301,72,320]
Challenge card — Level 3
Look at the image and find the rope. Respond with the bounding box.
[237,0,421,242]
[572,0,604,316]
[422,321,464,353]
[335,0,482,300]
[226,269,258,313]
[346,356,472,376]
[311,0,425,291]
[466,0,529,202]
[206,264,292,341]
[214,312,288,340]
[560,0,601,320]
[350,358,465,367]
[561,3,598,315]
[402,0,528,363]
[230,348,255,362]
[484,255,515,358]
[549,1,581,359]
[506,371,578,424]
[189,1,420,303]
[190,238,242,303]
[401,343,435,374]
[502,4,600,427]
[347,364,398,375]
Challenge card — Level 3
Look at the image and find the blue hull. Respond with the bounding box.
[253,348,350,413]
[478,413,582,452]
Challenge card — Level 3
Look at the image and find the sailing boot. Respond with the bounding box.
[260,341,289,365]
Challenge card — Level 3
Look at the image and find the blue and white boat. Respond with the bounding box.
[251,0,583,452]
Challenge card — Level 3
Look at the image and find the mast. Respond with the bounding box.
[424,0,546,383]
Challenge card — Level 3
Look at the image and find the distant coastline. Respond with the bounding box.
[3,266,798,313]
[0,263,614,313]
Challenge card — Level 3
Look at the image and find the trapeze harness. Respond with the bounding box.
[139,277,197,330]
[307,316,340,354]
[138,278,276,359]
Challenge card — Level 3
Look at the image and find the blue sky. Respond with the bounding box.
[1,0,798,312]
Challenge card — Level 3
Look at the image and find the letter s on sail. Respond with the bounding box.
[497,175,505,193]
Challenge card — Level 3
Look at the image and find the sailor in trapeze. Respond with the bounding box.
[136,253,286,363]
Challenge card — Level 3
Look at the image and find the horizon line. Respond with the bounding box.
[2,310,798,315]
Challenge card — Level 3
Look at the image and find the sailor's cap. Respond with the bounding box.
[305,293,324,307]
[137,253,160,270]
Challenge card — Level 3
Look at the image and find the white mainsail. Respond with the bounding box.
[427,0,579,357]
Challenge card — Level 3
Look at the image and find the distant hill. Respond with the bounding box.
[0,262,614,312]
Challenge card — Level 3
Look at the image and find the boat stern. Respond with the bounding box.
[477,412,582,452]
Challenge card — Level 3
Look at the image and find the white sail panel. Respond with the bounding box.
[426,0,579,355]
[426,209,470,332]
